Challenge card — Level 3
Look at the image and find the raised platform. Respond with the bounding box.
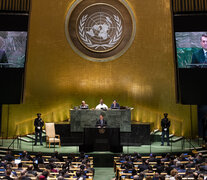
[54,123,151,146]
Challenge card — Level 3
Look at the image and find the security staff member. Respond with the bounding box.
[34,113,44,146]
[161,113,170,146]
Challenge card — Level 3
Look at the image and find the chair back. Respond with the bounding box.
[45,123,56,138]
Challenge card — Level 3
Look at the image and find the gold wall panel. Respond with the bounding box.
[1,0,197,137]
[172,0,207,13]
[0,0,30,12]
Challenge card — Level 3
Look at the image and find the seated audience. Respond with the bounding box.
[115,152,207,180]
[3,168,12,180]
[21,150,33,161]
[3,151,14,162]
[1,149,207,180]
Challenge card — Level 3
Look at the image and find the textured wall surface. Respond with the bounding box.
[1,0,197,137]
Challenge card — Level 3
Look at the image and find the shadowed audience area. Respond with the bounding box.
[0,150,94,179]
[114,152,207,180]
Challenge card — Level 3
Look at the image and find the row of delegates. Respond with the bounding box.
[79,99,120,110]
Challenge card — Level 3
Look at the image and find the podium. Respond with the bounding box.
[80,128,122,153]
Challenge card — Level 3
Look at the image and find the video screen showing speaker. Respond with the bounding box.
[173,14,207,104]
[0,31,27,68]
[0,14,29,104]
[175,32,207,68]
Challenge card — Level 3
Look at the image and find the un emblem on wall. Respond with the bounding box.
[65,0,136,62]
[77,5,123,52]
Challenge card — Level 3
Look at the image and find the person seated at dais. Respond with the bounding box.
[110,100,120,109]
[95,99,108,110]
[79,100,89,109]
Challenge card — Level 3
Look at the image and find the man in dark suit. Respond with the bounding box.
[0,49,8,63]
[110,100,120,109]
[34,113,44,146]
[96,114,107,128]
[0,49,8,68]
[161,113,170,146]
[192,34,207,64]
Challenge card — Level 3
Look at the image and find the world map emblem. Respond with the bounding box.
[77,7,123,52]
[65,0,136,62]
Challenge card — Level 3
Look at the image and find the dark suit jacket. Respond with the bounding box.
[192,49,206,64]
[0,50,8,63]
[161,118,170,132]
[110,103,120,109]
[95,119,107,127]
[34,118,44,132]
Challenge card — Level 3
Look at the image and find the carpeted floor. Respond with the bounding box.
[94,168,115,180]
[1,138,201,154]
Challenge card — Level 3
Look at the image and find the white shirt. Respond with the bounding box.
[203,49,207,57]
[95,103,108,110]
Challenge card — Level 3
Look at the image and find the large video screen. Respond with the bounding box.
[175,32,207,68]
[173,14,207,104]
[0,31,27,68]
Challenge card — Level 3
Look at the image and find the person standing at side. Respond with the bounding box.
[161,113,170,146]
[0,49,8,63]
[34,113,44,146]
[0,49,8,68]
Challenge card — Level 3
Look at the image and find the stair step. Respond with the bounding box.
[0,150,7,153]
[0,147,10,150]
[18,137,33,143]
[153,129,159,133]
[197,150,207,153]
[18,135,46,143]
[155,132,162,136]
[189,147,203,150]
[152,132,174,138]
[150,129,160,135]
[26,135,35,140]
[171,136,183,142]
[154,131,161,135]
[169,134,174,138]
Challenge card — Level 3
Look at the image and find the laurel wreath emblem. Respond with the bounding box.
[78,14,122,50]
